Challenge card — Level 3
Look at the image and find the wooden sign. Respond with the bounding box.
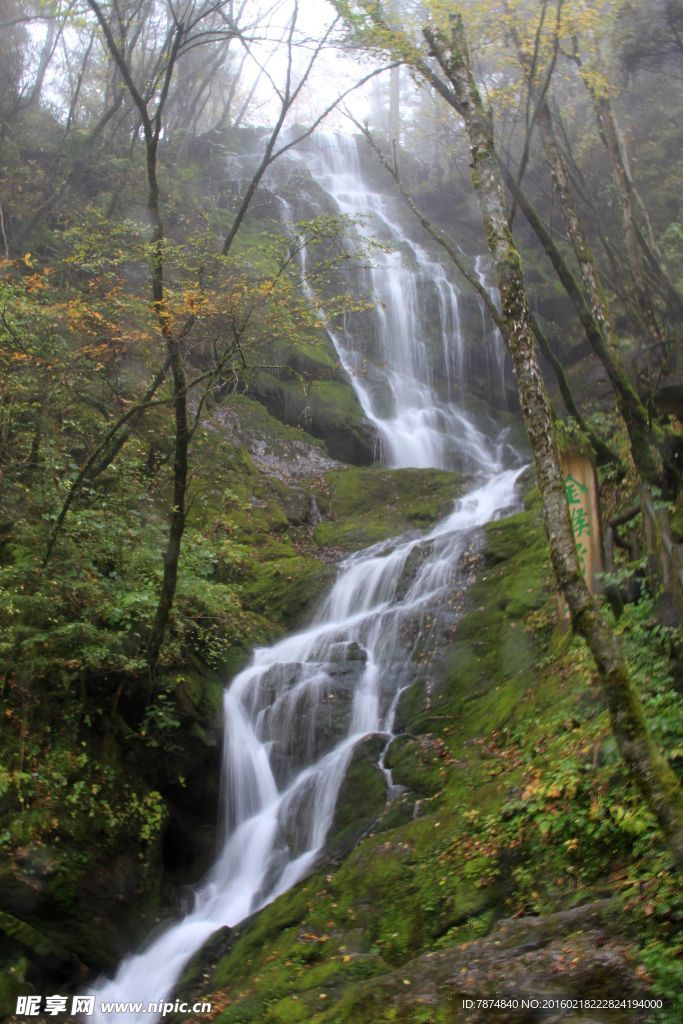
[562,451,604,592]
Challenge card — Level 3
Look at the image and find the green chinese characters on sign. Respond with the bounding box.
[565,473,591,570]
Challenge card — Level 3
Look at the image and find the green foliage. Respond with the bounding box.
[0,194,376,980]
[553,416,596,458]
[638,938,683,1024]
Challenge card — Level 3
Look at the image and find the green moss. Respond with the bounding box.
[327,737,387,856]
[0,910,66,958]
[384,736,444,797]
[314,468,464,551]
[247,371,374,464]
[670,491,683,542]
[437,509,549,725]
[243,556,332,627]
[266,994,310,1023]
[181,503,576,1022]
[284,334,343,376]
[224,393,328,449]
[307,381,365,424]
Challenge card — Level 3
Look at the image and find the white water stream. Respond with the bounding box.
[88,134,521,1022]
[283,133,511,470]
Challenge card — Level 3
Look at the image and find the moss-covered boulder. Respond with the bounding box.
[314,467,466,552]
[311,902,649,1024]
[326,735,387,860]
[243,556,333,629]
[435,508,549,722]
[204,395,339,483]
[248,370,377,465]
[384,734,446,798]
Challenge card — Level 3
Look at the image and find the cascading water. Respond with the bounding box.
[281,133,512,470]
[88,133,522,1023]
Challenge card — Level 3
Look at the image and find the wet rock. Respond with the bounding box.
[248,372,377,465]
[328,641,367,663]
[261,678,357,786]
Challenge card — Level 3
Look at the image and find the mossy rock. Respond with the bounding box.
[309,902,646,1024]
[306,381,376,464]
[326,735,387,859]
[393,679,428,734]
[243,555,333,627]
[0,910,68,959]
[179,504,555,1019]
[141,469,669,1024]
[384,735,444,798]
[0,900,95,985]
[434,507,549,729]
[281,336,344,379]
[247,371,376,465]
[208,395,339,483]
[314,467,465,552]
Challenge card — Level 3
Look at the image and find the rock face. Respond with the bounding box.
[205,395,340,481]
[312,466,466,552]
[325,735,387,860]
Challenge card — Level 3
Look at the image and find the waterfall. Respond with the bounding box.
[281,133,512,470]
[87,133,522,1023]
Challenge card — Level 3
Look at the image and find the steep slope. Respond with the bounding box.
[175,496,681,1024]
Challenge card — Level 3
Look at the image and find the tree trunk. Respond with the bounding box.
[530,314,617,467]
[502,167,643,461]
[593,93,662,342]
[87,0,190,676]
[389,64,400,144]
[573,45,683,324]
[143,109,190,679]
[532,94,660,484]
[422,11,683,870]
